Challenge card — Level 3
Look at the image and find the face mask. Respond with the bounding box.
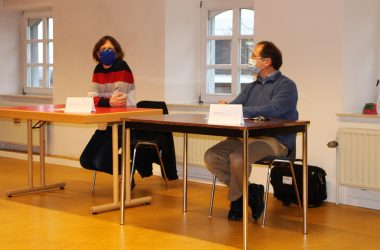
[248,57,261,75]
[99,49,116,66]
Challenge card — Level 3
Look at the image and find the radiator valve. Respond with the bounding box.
[327,140,338,148]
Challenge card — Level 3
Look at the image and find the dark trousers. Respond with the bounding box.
[80,126,122,175]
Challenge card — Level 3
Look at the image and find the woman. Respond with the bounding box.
[80,35,135,175]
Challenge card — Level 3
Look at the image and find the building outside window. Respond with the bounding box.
[23,11,53,95]
[201,0,254,103]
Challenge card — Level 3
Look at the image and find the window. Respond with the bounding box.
[201,0,254,103]
[22,11,53,95]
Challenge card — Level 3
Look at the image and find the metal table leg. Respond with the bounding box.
[183,133,188,212]
[120,124,152,225]
[7,120,65,197]
[303,125,308,234]
[242,129,248,250]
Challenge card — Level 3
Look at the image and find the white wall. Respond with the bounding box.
[49,0,166,157]
[0,5,21,94]
[52,0,166,104]
[255,0,344,203]
[254,0,380,207]
[342,0,380,112]
[165,0,200,104]
[338,0,380,208]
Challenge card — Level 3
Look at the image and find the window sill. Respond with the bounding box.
[337,113,380,125]
[167,103,210,114]
[337,113,380,119]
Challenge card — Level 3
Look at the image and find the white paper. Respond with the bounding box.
[282,176,293,185]
[64,97,95,113]
[207,104,244,125]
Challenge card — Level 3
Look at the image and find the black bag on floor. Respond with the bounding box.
[270,162,327,207]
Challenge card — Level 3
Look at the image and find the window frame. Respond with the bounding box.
[21,10,53,96]
[200,0,254,103]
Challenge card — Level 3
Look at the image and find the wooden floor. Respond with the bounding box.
[0,157,380,249]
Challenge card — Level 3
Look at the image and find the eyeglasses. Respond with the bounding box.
[249,116,270,122]
[250,56,267,61]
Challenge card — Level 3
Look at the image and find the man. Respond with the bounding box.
[204,41,298,221]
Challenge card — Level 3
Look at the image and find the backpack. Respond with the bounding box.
[270,162,327,207]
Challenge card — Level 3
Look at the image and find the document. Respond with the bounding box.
[64,97,95,113]
[208,104,244,125]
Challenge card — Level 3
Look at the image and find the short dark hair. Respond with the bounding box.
[92,35,125,62]
[257,41,282,70]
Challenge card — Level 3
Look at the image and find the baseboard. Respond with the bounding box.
[0,150,81,168]
[0,142,39,154]
[0,150,216,185]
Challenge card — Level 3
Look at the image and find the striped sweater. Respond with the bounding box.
[88,59,136,107]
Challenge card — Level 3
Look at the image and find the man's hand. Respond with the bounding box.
[110,92,126,107]
[218,100,228,104]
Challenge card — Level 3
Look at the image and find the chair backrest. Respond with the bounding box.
[136,101,169,114]
[132,100,178,180]
[134,101,169,142]
[287,145,296,161]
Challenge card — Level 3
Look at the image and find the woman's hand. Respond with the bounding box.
[110,92,126,107]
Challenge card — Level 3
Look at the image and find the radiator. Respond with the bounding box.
[0,119,40,148]
[173,133,225,166]
[338,128,380,191]
[0,96,50,150]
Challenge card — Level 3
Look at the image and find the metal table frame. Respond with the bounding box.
[121,113,309,249]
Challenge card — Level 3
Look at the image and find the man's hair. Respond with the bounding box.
[92,35,125,62]
[257,41,282,70]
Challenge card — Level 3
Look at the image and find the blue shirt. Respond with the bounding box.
[230,71,298,149]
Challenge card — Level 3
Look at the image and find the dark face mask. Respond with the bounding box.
[99,49,117,66]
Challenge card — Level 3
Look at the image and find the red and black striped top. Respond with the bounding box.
[88,60,135,107]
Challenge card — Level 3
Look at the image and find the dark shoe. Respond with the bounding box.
[249,184,265,221]
[228,196,243,221]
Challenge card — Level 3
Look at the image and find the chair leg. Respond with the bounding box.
[262,163,272,227]
[208,174,217,217]
[132,142,169,189]
[289,162,303,216]
[153,145,169,189]
[91,171,97,192]
[260,159,302,227]
[131,146,138,186]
